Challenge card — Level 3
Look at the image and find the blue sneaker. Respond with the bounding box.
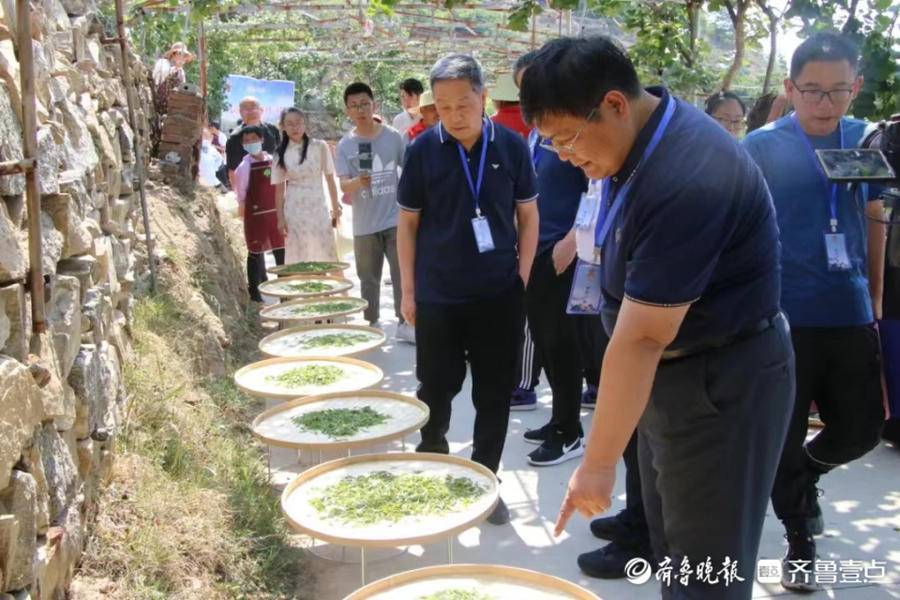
[582,384,598,409]
[510,387,538,411]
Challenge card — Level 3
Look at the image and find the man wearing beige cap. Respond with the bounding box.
[490,73,531,138]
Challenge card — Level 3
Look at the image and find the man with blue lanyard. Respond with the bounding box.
[743,32,886,593]
[397,53,539,525]
[521,36,794,599]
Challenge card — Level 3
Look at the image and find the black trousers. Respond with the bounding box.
[514,318,542,390]
[771,325,885,524]
[247,248,285,301]
[575,313,609,389]
[525,248,583,439]
[415,281,524,473]
[639,315,794,599]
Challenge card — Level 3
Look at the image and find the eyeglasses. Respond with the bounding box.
[348,101,373,112]
[714,116,745,128]
[791,83,854,105]
[540,107,597,154]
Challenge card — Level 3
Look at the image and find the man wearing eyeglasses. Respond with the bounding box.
[743,32,886,593]
[522,36,793,599]
[335,82,414,343]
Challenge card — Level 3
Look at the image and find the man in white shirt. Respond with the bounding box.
[392,78,424,136]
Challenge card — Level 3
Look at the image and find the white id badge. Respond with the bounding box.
[824,232,852,271]
[574,192,596,229]
[567,261,603,315]
[472,215,495,253]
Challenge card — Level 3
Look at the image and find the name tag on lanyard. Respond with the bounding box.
[458,123,495,253]
[792,116,852,272]
[566,95,678,315]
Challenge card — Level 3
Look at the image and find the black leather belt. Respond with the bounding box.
[661,313,782,362]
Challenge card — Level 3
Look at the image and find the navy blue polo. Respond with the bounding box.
[529,130,588,252]
[597,88,781,350]
[398,119,538,304]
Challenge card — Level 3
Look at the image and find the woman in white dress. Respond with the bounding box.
[272,108,342,263]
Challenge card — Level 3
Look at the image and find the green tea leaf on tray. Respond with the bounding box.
[291,406,388,438]
[419,590,496,600]
[266,365,344,387]
[284,281,334,293]
[298,333,374,349]
[290,301,360,316]
[279,262,343,274]
[309,471,487,526]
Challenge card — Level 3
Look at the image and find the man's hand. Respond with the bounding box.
[552,234,577,275]
[401,292,416,326]
[555,463,616,536]
[277,213,288,237]
[359,173,372,188]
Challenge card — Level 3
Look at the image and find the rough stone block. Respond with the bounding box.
[45,274,80,379]
[0,200,25,284]
[37,424,76,523]
[0,471,36,592]
[0,284,29,362]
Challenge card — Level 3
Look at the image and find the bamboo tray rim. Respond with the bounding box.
[281,452,499,548]
[343,563,602,600]
[258,274,354,299]
[234,356,384,400]
[258,324,386,358]
[259,296,368,322]
[267,261,351,276]
[250,390,428,450]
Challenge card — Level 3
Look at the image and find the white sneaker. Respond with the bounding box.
[396,323,416,344]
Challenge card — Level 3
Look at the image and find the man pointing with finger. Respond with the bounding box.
[521,37,794,599]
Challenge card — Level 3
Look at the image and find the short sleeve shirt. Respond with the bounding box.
[529,130,588,252]
[225,123,281,172]
[743,116,877,327]
[398,119,538,304]
[335,126,405,236]
[597,88,781,350]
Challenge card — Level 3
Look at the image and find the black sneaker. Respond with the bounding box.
[590,510,638,544]
[781,525,820,593]
[527,436,584,466]
[523,422,554,445]
[577,541,653,579]
[416,437,450,455]
[581,384,598,408]
[486,496,510,525]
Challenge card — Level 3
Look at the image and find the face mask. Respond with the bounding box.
[243,142,263,155]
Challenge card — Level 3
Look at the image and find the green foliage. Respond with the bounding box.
[291,406,389,438]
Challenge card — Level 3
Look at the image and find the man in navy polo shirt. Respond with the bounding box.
[743,33,886,592]
[521,36,794,599]
[397,53,539,526]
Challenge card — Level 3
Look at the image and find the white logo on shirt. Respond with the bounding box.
[492,163,500,169]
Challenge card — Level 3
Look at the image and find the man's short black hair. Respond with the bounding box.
[790,32,859,80]
[344,82,374,104]
[519,36,642,125]
[240,124,265,139]
[513,49,540,77]
[399,78,424,96]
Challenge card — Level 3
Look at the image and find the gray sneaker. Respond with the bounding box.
[396,322,416,344]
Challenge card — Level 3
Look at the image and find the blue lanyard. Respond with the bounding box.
[791,115,844,231]
[456,123,490,216]
[594,95,677,251]
[529,130,544,169]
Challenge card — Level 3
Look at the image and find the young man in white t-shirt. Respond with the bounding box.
[392,78,424,136]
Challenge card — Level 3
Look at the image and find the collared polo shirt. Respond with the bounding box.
[398,118,538,304]
[597,88,781,351]
[743,116,878,327]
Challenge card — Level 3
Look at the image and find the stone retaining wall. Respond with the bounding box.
[0,1,152,598]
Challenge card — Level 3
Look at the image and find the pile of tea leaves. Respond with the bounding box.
[296,332,374,350]
[267,365,344,388]
[419,590,495,600]
[279,262,343,275]
[310,470,487,526]
[291,406,388,438]
[290,301,360,317]
[283,281,334,294]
